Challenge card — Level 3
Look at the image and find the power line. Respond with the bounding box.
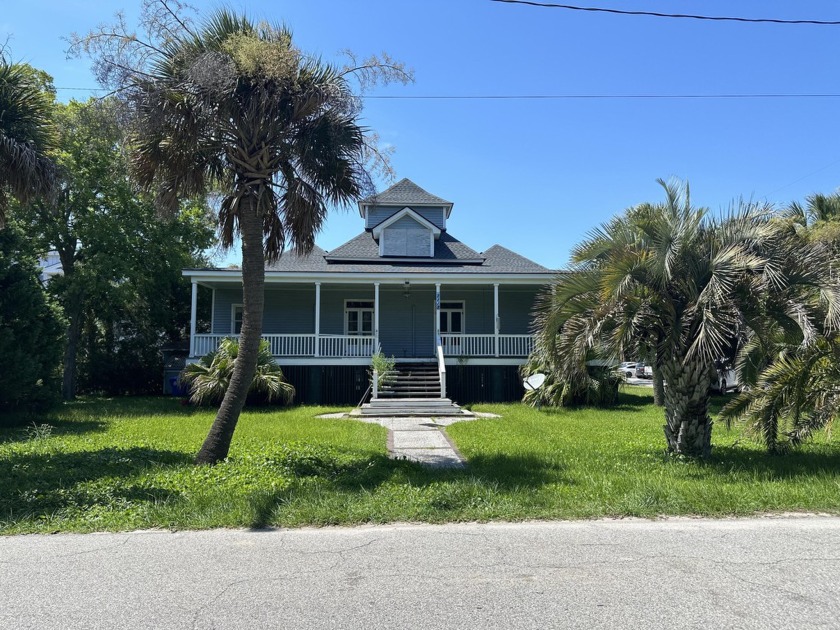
[364,94,840,100]
[491,0,840,26]
[53,87,840,100]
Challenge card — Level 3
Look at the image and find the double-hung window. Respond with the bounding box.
[231,305,244,335]
[345,300,374,336]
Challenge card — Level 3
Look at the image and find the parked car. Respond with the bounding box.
[616,362,637,378]
[635,362,653,379]
[711,365,740,393]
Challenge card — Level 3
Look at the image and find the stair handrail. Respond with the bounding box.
[435,334,447,399]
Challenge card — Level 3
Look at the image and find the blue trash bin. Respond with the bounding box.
[168,376,184,397]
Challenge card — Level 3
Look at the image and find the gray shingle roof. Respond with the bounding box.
[255,234,556,275]
[265,245,330,272]
[481,245,554,273]
[360,178,452,206]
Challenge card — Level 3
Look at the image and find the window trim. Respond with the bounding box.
[438,300,465,335]
[231,303,244,335]
[344,299,375,336]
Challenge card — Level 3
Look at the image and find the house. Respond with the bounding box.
[182,179,556,405]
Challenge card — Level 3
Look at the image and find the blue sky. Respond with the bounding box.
[4,0,840,270]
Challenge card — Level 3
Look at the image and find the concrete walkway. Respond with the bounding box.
[357,416,476,468]
[319,412,497,467]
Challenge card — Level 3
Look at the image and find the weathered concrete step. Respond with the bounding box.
[382,390,441,394]
[359,410,470,418]
[369,397,452,407]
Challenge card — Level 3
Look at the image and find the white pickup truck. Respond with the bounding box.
[634,363,653,379]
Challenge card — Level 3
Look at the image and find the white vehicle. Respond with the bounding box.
[635,362,653,379]
[711,367,740,393]
[617,362,637,378]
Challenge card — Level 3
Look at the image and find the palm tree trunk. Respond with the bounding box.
[196,196,265,464]
[660,357,713,458]
[652,365,665,407]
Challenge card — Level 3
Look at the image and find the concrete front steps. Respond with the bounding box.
[355,397,471,417]
[377,362,441,398]
[356,361,471,417]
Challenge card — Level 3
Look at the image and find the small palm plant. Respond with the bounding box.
[182,338,295,406]
[721,338,840,453]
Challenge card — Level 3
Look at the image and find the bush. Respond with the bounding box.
[520,352,620,408]
[0,227,64,413]
[181,338,294,406]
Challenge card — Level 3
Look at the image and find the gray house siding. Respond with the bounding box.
[264,288,314,334]
[365,205,446,230]
[499,286,541,333]
[212,288,239,334]
[213,286,315,334]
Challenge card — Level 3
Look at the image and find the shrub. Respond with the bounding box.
[181,338,294,406]
[0,227,63,414]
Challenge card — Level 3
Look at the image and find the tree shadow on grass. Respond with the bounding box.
[0,447,191,525]
[700,444,840,481]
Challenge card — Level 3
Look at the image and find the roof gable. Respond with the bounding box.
[371,207,441,239]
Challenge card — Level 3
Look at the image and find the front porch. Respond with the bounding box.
[188,279,539,362]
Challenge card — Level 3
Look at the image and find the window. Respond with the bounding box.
[439,301,464,334]
[345,300,374,336]
[231,304,244,335]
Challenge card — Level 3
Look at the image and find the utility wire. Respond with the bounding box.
[364,94,840,100]
[491,0,840,26]
[53,87,840,100]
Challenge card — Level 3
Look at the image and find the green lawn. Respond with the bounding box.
[2,388,839,534]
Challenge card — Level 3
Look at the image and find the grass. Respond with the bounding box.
[1,387,839,534]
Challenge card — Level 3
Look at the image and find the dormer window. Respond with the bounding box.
[372,207,441,258]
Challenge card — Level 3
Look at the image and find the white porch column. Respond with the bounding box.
[314,282,321,357]
[494,283,500,357]
[435,283,441,341]
[374,282,380,352]
[189,280,198,357]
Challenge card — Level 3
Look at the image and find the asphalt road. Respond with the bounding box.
[2,517,838,629]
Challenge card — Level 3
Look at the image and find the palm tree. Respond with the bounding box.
[789,193,840,226]
[78,8,409,463]
[182,338,295,406]
[721,338,839,453]
[534,180,839,457]
[0,54,56,226]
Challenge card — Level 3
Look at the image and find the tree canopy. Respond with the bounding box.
[534,179,840,457]
[0,53,56,227]
[70,1,411,464]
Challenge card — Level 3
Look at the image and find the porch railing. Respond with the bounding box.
[193,333,376,358]
[318,334,375,358]
[192,333,532,358]
[440,334,534,357]
[498,334,534,357]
